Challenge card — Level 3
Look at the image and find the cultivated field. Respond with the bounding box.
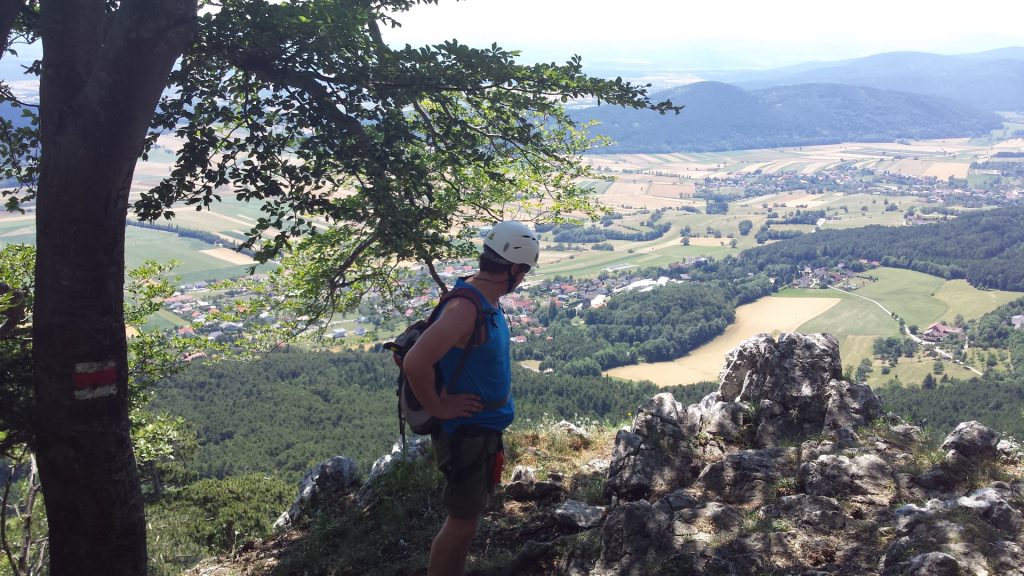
[793,270,1023,382]
[533,188,923,281]
[199,247,257,266]
[585,138,988,187]
[123,226,264,283]
[604,296,842,386]
[4,134,1019,329]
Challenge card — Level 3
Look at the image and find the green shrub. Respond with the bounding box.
[146,473,293,575]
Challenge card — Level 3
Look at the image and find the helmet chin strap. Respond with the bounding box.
[471,270,516,295]
[471,264,520,291]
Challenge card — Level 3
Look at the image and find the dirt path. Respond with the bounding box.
[828,286,983,376]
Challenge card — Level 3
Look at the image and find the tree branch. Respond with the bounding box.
[327,232,378,295]
[228,54,383,178]
[18,454,40,576]
[1,449,25,576]
[421,257,447,293]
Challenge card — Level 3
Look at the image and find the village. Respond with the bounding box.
[153,256,712,347]
[156,248,1024,356]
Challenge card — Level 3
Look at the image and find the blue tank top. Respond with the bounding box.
[437,279,515,434]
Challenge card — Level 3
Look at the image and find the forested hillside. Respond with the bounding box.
[971,297,1024,349]
[734,207,1024,290]
[151,350,717,482]
[880,370,1024,442]
[571,81,1001,153]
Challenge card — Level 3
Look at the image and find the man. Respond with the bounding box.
[403,221,540,576]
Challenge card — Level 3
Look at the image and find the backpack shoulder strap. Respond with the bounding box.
[429,286,490,393]
[429,286,489,347]
[429,286,484,320]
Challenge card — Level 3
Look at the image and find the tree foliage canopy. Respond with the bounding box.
[123,0,679,317]
[0,1,679,320]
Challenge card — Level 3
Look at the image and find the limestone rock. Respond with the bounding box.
[914,422,1003,494]
[718,333,843,406]
[716,333,882,448]
[594,500,672,575]
[799,453,895,505]
[824,378,884,430]
[997,438,1023,463]
[668,501,744,544]
[551,420,590,440]
[506,479,564,502]
[604,395,700,501]
[905,552,962,576]
[275,456,359,531]
[941,421,1000,462]
[555,499,606,529]
[583,335,1024,576]
[700,401,750,444]
[884,482,1024,576]
[511,465,537,483]
[366,436,431,484]
[651,490,700,516]
[762,494,846,533]
[694,447,799,506]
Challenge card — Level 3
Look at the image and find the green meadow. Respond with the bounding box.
[866,355,978,389]
[853,267,1022,328]
[1,205,275,287]
[531,187,938,282]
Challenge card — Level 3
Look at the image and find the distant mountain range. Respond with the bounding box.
[574,48,1023,153]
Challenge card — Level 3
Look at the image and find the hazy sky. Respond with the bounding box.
[384,0,1023,70]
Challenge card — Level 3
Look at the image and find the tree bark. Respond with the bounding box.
[0,1,27,59]
[31,1,195,575]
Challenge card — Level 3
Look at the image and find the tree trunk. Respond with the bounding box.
[31,2,195,575]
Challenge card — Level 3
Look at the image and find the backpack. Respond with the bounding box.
[383,287,488,445]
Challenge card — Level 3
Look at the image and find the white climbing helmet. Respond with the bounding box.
[483,221,540,267]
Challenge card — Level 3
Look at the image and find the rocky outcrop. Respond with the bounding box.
[588,332,1024,576]
[604,333,884,505]
[258,332,1023,576]
[881,481,1024,575]
[914,420,1004,493]
[354,436,433,506]
[602,394,700,501]
[274,437,433,530]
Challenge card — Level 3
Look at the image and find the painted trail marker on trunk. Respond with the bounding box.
[73,360,117,400]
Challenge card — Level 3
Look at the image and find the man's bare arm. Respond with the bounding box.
[403,298,484,419]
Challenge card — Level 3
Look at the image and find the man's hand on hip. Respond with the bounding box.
[434,388,483,419]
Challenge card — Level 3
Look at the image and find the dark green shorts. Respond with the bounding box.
[432,426,504,519]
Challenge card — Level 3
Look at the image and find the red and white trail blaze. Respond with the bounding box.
[72,360,117,400]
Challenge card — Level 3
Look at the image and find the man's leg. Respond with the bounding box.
[428,514,478,576]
